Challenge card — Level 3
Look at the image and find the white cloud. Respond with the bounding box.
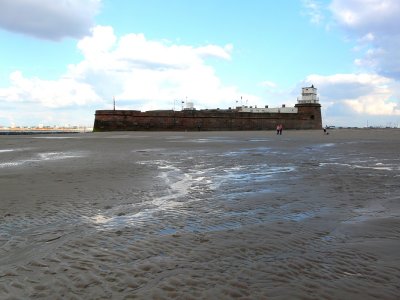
[330,0,400,33]
[358,32,375,43]
[70,26,240,110]
[196,44,233,60]
[303,73,400,119]
[0,71,102,108]
[320,0,400,126]
[260,81,277,89]
[330,0,400,79]
[0,25,244,125]
[0,0,101,40]
[302,0,324,24]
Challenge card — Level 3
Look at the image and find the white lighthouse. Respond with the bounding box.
[297,85,319,104]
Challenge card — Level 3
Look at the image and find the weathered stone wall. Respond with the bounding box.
[93,104,322,131]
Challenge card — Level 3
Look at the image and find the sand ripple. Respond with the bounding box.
[1,130,400,299]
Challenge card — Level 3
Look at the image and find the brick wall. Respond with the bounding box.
[93,104,322,131]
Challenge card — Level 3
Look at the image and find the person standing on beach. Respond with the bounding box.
[276,124,283,135]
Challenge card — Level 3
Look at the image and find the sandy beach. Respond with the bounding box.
[1,129,399,299]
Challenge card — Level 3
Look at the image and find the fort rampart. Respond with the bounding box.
[93,103,322,131]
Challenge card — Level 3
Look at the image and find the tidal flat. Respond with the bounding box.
[1,129,399,299]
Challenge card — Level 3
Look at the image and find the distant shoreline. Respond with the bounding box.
[0,127,398,136]
[0,129,91,135]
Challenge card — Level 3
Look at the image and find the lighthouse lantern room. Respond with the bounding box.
[297,85,319,104]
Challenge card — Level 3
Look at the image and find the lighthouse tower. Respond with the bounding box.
[294,85,322,129]
[297,85,319,104]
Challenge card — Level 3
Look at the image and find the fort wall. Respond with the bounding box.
[93,103,322,131]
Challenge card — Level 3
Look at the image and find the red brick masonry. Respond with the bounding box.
[93,103,322,131]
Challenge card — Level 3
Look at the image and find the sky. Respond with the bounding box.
[0,0,399,128]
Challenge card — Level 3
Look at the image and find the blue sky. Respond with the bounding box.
[0,0,399,127]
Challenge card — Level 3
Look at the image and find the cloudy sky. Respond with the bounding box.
[0,0,399,127]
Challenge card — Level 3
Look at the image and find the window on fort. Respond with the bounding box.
[310,115,315,120]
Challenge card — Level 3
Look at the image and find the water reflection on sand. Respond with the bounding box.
[88,153,297,233]
[1,130,400,299]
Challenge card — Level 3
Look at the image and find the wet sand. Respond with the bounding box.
[1,129,399,299]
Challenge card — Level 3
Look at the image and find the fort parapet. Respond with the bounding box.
[93,86,322,131]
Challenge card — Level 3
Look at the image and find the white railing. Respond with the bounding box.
[297,97,319,103]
